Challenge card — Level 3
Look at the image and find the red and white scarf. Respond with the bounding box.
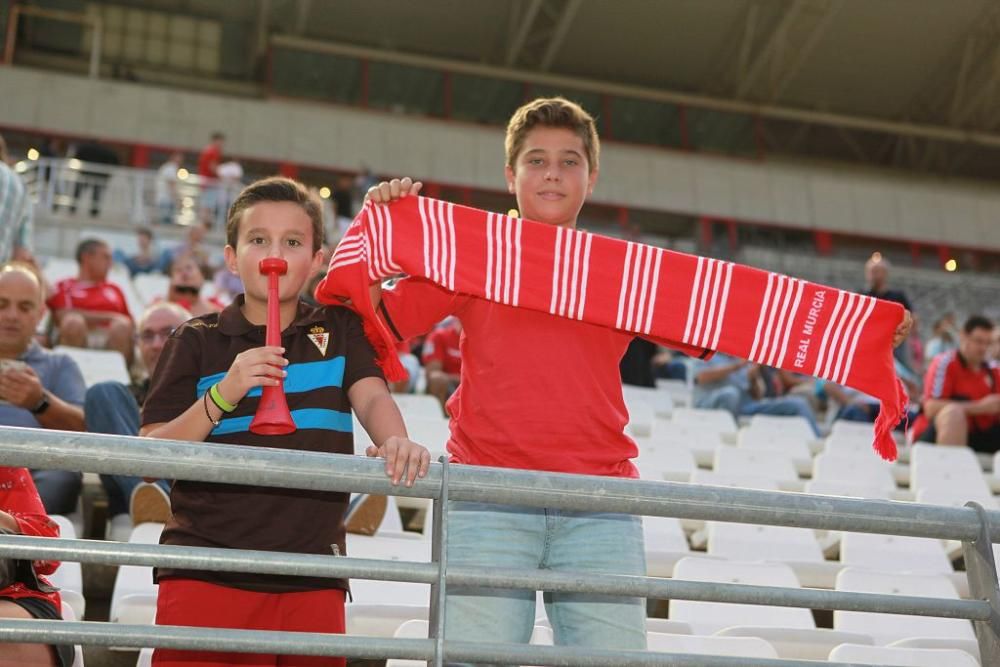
[316,196,907,461]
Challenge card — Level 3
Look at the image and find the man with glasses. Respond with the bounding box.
[84,302,191,533]
[0,262,86,516]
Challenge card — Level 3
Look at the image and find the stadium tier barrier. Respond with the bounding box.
[0,425,999,666]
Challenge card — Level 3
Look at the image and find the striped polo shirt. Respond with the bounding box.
[142,296,383,593]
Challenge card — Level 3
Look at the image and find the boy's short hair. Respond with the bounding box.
[964,315,995,334]
[505,97,600,173]
[75,238,107,263]
[226,177,324,252]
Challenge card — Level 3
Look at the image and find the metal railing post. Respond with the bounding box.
[429,456,450,667]
[962,501,1000,664]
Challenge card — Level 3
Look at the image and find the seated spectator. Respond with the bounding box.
[911,315,1000,451]
[692,352,820,436]
[925,313,958,362]
[991,327,1000,366]
[653,348,688,382]
[114,226,161,277]
[0,466,74,666]
[163,253,223,317]
[155,152,183,225]
[160,221,214,273]
[85,302,190,529]
[46,238,134,363]
[422,317,462,409]
[0,263,86,515]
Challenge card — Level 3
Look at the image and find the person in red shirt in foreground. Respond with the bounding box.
[46,238,134,363]
[0,466,73,667]
[912,315,1000,451]
[366,98,650,654]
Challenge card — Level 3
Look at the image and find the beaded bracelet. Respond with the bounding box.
[203,391,220,427]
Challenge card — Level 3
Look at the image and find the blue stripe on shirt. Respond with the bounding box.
[210,407,354,436]
[196,356,346,398]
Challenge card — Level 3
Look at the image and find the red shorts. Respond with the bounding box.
[152,578,346,667]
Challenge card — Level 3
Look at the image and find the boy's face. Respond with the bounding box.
[505,126,597,229]
[224,201,323,305]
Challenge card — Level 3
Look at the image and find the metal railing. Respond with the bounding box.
[15,157,243,230]
[0,426,998,665]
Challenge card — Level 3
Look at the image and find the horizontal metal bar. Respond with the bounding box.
[0,620,864,667]
[0,536,988,621]
[0,535,439,584]
[3,427,999,542]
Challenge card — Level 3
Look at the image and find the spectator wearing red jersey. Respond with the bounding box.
[912,315,1000,451]
[0,466,74,666]
[422,317,462,409]
[197,131,225,226]
[46,238,134,363]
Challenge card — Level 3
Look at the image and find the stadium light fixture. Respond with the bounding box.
[26,148,39,160]
[177,168,190,180]
[944,259,958,272]
[319,186,332,199]
[67,158,82,170]
[14,161,27,173]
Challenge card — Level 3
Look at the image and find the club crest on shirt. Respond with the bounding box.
[308,325,329,356]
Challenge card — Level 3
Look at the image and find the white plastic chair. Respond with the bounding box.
[828,643,980,666]
[60,600,85,667]
[625,400,655,437]
[385,619,553,667]
[110,523,164,625]
[48,515,85,619]
[643,515,691,577]
[344,533,433,636]
[707,522,825,563]
[136,648,153,667]
[669,557,814,635]
[737,428,813,467]
[54,345,130,387]
[910,444,990,495]
[713,447,799,483]
[746,414,816,443]
[622,383,674,418]
[833,567,976,646]
[646,632,778,658]
[633,445,697,481]
[391,394,446,420]
[839,532,953,574]
[689,469,781,491]
[812,452,897,492]
[671,407,738,436]
[823,433,876,456]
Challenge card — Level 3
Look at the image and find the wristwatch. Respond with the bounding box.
[30,391,51,415]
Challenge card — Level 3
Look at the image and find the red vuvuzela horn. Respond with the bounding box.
[249,257,296,435]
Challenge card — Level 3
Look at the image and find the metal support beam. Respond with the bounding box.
[504,0,581,71]
[962,502,1000,665]
[736,0,843,102]
[505,0,543,66]
[293,0,312,35]
[538,0,582,71]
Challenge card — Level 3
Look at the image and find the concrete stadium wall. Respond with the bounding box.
[2,66,998,250]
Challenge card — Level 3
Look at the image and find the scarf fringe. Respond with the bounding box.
[872,376,908,462]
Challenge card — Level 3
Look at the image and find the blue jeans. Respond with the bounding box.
[443,501,646,665]
[696,385,820,436]
[84,381,170,517]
